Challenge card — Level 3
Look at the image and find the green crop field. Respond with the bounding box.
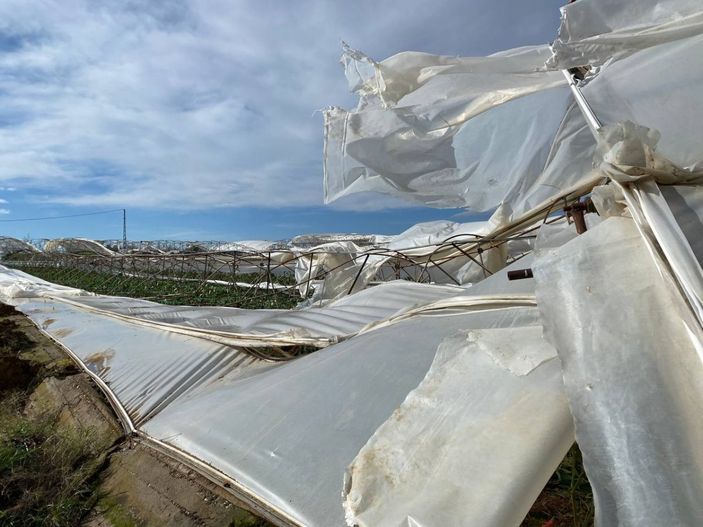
[6,263,301,310]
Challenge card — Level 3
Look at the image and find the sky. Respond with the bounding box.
[0,0,566,242]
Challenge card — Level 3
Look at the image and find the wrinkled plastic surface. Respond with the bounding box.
[343,326,572,527]
[324,30,703,218]
[323,44,597,215]
[549,0,703,68]
[142,306,545,526]
[534,217,703,526]
[0,252,573,526]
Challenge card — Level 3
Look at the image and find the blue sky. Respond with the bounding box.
[0,0,565,241]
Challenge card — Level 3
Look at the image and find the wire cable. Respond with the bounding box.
[0,209,124,222]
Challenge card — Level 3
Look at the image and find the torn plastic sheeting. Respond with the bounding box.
[325,28,703,224]
[582,34,703,175]
[142,305,544,526]
[533,217,703,525]
[343,326,572,527]
[324,84,593,214]
[587,119,703,325]
[298,215,512,303]
[548,0,703,69]
[293,241,376,299]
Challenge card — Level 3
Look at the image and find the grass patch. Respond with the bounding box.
[0,392,105,527]
[522,444,594,526]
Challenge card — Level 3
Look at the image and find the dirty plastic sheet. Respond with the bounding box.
[534,217,703,525]
[143,305,544,526]
[11,297,267,427]
[342,326,572,527]
[549,0,703,69]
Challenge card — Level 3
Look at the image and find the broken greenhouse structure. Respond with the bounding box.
[2,1,703,525]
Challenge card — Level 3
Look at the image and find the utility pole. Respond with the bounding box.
[122,209,127,252]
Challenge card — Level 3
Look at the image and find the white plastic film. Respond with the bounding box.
[549,0,703,69]
[534,217,703,526]
[342,326,572,527]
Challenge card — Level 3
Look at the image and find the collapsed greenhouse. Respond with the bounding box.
[2,0,703,525]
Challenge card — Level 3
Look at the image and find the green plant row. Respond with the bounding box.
[8,265,301,310]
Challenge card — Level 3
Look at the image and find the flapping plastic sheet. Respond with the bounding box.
[534,217,703,526]
[324,44,596,215]
[342,326,572,527]
[293,216,513,304]
[325,22,703,224]
[549,0,703,69]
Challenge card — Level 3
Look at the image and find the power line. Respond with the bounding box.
[0,208,125,222]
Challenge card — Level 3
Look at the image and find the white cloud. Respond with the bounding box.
[0,0,560,211]
[0,209,10,214]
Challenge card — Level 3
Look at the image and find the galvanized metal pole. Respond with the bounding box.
[561,69,602,136]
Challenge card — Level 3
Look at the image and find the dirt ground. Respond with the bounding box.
[0,302,271,527]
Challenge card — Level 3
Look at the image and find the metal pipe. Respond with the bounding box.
[561,69,602,136]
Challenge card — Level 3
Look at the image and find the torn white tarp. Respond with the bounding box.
[325,18,703,222]
[297,215,511,303]
[534,217,703,526]
[324,44,594,215]
[293,241,372,299]
[548,0,703,69]
[342,326,572,527]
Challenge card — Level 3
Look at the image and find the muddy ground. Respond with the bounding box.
[0,302,271,527]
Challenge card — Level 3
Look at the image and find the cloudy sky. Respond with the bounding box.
[0,0,564,241]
